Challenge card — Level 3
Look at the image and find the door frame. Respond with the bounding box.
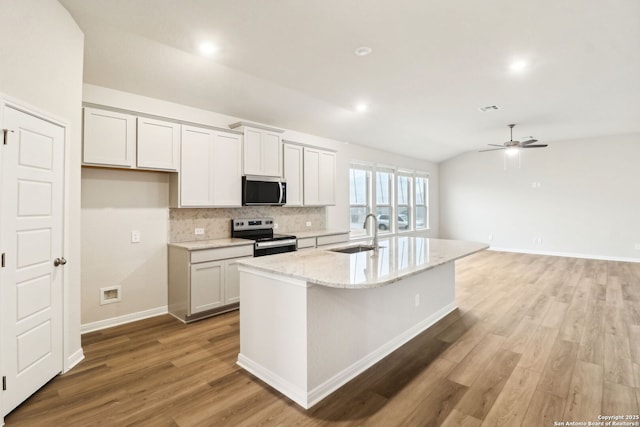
[0,93,74,421]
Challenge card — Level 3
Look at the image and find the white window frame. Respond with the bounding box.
[349,164,373,238]
[414,173,429,230]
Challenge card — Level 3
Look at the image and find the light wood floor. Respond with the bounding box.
[6,251,640,426]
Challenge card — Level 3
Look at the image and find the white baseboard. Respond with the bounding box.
[238,303,456,410]
[489,246,640,263]
[237,354,309,408]
[81,306,168,334]
[64,348,85,373]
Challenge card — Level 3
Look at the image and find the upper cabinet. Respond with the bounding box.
[171,125,242,208]
[304,147,336,206]
[83,107,136,167]
[230,122,284,177]
[283,140,337,207]
[137,117,180,171]
[283,143,304,206]
[83,106,179,172]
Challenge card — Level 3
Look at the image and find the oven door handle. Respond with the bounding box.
[255,238,297,249]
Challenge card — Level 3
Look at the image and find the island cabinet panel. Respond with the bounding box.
[136,116,180,171]
[283,143,304,206]
[83,107,136,167]
[303,147,336,206]
[175,125,242,207]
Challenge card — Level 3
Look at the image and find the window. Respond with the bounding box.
[349,166,372,237]
[415,175,429,229]
[397,172,412,232]
[375,168,394,234]
[349,164,429,238]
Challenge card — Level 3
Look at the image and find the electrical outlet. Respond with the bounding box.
[274,223,279,229]
[195,228,205,235]
[306,221,312,227]
[131,230,141,243]
[537,237,542,245]
[414,294,420,307]
[634,243,640,250]
[488,234,493,241]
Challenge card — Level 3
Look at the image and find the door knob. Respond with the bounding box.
[53,257,67,267]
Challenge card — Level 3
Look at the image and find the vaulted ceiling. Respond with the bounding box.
[60,0,640,162]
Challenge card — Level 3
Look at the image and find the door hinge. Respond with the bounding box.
[1,253,5,268]
[2,376,6,391]
[3,128,14,145]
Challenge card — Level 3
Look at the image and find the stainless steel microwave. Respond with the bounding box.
[242,176,286,206]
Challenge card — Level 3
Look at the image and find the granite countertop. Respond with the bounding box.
[236,237,488,289]
[287,229,350,239]
[169,238,253,251]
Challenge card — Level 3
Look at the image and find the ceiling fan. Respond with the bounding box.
[480,124,548,152]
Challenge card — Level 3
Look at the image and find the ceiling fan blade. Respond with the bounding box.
[520,139,538,145]
[488,144,506,147]
[521,144,548,148]
[479,147,507,152]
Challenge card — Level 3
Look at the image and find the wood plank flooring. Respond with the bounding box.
[5,251,640,426]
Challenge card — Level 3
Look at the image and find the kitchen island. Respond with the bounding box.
[236,236,487,409]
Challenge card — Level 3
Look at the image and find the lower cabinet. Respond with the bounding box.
[168,244,252,322]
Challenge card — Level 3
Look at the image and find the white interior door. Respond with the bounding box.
[1,103,65,416]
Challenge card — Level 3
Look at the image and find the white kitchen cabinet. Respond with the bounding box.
[283,143,304,206]
[230,122,284,177]
[136,116,180,171]
[304,147,336,206]
[191,260,225,313]
[168,245,253,322]
[83,107,136,167]
[173,125,242,207]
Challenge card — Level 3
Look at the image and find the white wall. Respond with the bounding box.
[0,0,84,369]
[81,84,439,326]
[81,168,169,326]
[439,133,640,261]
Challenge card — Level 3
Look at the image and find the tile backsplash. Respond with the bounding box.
[169,206,326,242]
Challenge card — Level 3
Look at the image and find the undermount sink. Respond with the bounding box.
[329,244,377,254]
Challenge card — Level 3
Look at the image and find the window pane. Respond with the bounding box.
[415,177,426,205]
[398,210,410,230]
[349,169,368,205]
[398,175,410,205]
[376,206,391,232]
[416,206,427,229]
[376,171,391,205]
[350,206,369,231]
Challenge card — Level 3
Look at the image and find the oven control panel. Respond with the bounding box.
[232,218,274,231]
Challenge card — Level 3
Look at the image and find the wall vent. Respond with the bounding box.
[478,105,500,112]
[100,285,122,305]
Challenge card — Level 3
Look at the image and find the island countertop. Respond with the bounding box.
[236,237,488,288]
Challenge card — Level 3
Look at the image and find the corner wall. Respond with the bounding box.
[0,0,84,369]
[439,133,640,261]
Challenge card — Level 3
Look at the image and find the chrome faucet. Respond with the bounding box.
[363,213,379,252]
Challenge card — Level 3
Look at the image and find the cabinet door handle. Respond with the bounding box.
[54,257,67,267]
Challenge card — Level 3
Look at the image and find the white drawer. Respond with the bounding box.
[191,244,253,263]
[297,237,316,249]
[316,233,349,247]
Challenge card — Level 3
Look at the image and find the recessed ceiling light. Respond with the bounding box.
[355,103,368,112]
[198,42,218,57]
[509,60,527,71]
[354,46,373,57]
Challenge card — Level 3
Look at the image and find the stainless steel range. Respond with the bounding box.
[231,218,297,257]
